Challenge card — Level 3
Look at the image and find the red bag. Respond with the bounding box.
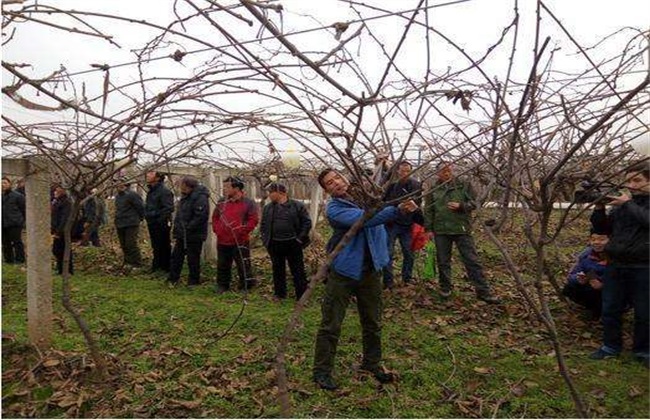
[410,223,432,251]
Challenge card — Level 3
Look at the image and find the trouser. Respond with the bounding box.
[434,234,490,294]
[313,269,383,376]
[562,282,602,316]
[148,221,171,272]
[217,242,256,290]
[117,226,142,267]
[601,265,649,356]
[268,239,307,299]
[169,239,204,285]
[80,226,101,247]
[383,224,414,286]
[52,236,73,275]
[2,226,25,263]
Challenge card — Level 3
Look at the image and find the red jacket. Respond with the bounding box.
[212,196,258,246]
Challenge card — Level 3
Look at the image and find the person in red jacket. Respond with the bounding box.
[212,176,259,294]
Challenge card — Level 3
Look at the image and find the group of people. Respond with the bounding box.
[43,172,313,302]
[312,161,505,390]
[559,161,649,367]
[3,157,648,390]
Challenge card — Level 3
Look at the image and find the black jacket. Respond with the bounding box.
[172,185,210,242]
[260,199,312,248]
[2,189,26,229]
[51,194,71,236]
[591,194,649,265]
[383,177,423,226]
[146,182,174,225]
[114,189,145,229]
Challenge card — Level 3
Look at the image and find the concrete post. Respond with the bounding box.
[25,160,53,348]
[203,170,218,262]
[309,181,322,236]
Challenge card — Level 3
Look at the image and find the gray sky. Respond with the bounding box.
[2,0,649,164]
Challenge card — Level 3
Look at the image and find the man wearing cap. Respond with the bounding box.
[115,180,145,268]
[212,176,259,293]
[260,182,312,301]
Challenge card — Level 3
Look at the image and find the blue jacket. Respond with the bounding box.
[567,246,608,286]
[326,197,399,280]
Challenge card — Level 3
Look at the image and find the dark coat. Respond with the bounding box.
[145,182,174,225]
[114,189,145,229]
[172,185,210,242]
[260,199,312,247]
[51,194,72,236]
[591,194,649,265]
[2,189,26,229]
[383,177,422,226]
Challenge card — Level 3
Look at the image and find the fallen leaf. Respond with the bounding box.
[170,399,202,409]
[57,397,78,408]
[597,370,608,377]
[511,384,526,397]
[628,386,642,398]
[473,367,492,374]
[466,380,481,392]
[591,388,606,400]
[242,335,257,344]
[43,359,60,367]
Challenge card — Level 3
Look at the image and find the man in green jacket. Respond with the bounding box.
[425,162,499,304]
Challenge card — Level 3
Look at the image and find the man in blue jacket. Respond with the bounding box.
[313,168,418,391]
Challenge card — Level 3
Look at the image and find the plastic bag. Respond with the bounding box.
[422,240,437,279]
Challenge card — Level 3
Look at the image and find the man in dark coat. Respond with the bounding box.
[145,171,174,273]
[260,182,312,300]
[80,188,104,247]
[589,160,649,366]
[114,181,145,267]
[51,185,73,275]
[382,160,423,289]
[168,177,210,286]
[2,177,26,264]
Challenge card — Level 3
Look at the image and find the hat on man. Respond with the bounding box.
[266,182,287,193]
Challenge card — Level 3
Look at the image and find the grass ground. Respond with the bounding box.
[2,216,649,418]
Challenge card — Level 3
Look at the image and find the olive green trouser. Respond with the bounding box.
[313,268,383,377]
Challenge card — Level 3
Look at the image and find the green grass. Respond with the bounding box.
[2,219,649,418]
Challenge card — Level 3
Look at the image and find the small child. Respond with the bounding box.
[562,230,608,319]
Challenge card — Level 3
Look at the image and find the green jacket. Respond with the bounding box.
[425,179,477,235]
